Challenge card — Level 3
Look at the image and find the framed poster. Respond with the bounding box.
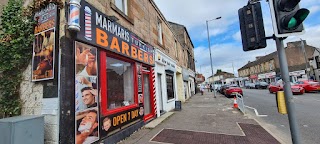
[32,3,57,81]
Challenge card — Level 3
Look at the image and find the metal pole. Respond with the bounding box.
[206,20,216,98]
[275,37,301,144]
[300,39,309,80]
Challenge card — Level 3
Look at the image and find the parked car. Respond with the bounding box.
[219,84,230,95]
[254,81,269,89]
[294,80,320,92]
[225,84,243,98]
[245,82,255,89]
[268,82,305,95]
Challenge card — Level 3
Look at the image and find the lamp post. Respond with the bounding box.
[206,16,221,98]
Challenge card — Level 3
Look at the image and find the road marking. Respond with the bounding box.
[245,106,268,117]
[303,125,308,127]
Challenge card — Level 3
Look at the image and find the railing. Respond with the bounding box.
[236,93,246,114]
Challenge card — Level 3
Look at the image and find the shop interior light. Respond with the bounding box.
[110,63,123,67]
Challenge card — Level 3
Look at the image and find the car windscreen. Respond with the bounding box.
[260,82,268,85]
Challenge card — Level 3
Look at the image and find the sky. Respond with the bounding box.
[153,0,320,78]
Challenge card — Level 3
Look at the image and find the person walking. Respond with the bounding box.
[200,85,204,95]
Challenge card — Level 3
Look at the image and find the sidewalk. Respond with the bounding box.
[118,91,280,144]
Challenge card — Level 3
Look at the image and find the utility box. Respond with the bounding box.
[0,115,44,144]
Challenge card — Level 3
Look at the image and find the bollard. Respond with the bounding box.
[276,91,287,114]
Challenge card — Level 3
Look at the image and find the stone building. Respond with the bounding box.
[168,21,196,102]
[0,0,195,144]
[238,41,318,83]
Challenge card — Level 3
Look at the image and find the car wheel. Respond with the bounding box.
[269,89,273,93]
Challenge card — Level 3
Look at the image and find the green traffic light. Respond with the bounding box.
[287,18,297,29]
[282,9,310,30]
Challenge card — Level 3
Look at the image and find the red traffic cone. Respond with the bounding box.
[233,96,238,109]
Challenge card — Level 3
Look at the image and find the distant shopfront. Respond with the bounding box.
[258,72,276,83]
[154,49,177,117]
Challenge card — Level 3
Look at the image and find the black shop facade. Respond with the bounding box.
[63,1,156,144]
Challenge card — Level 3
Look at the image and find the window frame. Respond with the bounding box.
[157,18,163,45]
[115,0,128,15]
[100,50,138,116]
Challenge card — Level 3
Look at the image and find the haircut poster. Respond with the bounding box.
[75,41,99,144]
[32,3,57,81]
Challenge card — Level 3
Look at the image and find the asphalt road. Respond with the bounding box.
[242,88,320,144]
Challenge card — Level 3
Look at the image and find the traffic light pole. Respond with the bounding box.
[275,37,301,144]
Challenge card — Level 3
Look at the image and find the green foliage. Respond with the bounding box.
[0,0,35,118]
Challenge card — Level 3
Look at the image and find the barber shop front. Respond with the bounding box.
[72,1,156,143]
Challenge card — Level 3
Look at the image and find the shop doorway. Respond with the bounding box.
[157,74,164,115]
[142,67,155,121]
[184,82,188,99]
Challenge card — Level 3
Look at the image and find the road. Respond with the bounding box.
[242,88,320,144]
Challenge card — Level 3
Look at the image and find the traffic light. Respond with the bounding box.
[238,2,266,52]
[269,0,310,37]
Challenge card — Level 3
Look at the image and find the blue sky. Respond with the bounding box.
[154,0,320,78]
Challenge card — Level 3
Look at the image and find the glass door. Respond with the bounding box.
[143,73,151,116]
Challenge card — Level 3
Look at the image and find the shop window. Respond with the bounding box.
[106,56,134,110]
[115,0,128,15]
[166,74,174,100]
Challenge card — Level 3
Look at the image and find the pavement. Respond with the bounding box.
[117,91,281,144]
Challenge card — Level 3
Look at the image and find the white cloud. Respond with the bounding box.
[232,31,241,42]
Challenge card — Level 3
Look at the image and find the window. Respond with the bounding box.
[269,62,273,71]
[166,74,174,100]
[175,40,178,58]
[157,18,163,45]
[106,56,134,110]
[115,0,128,15]
[316,56,320,68]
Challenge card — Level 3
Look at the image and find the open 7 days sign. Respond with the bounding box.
[77,1,155,66]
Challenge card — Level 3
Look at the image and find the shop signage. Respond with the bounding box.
[289,70,305,76]
[265,72,276,78]
[249,75,258,79]
[258,74,266,79]
[32,3,57,81]
[100,106,143,138]
[182,69,189,81]
[77,1,154,66]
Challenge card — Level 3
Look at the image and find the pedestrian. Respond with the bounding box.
[200,85,204,95]
[207,84,210,92]
[210,84,213,92]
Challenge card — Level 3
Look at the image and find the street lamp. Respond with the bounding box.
[206,16,221,98]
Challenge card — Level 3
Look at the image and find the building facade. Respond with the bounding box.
[311,48,320,81]
[238,41,317,84]
[8,0,195,144]
[169,21,196,102]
